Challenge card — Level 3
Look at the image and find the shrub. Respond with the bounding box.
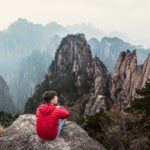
[0,111,19,128]
[83,108,112,142]
[125,79,150,118]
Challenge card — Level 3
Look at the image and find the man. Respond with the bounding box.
[36,90,70,141]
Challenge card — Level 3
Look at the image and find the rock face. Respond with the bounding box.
[0,75,15,113]
[111,50,150,109]
[25,33,111,120]
[0,114,106,150]
[84,56,111,115]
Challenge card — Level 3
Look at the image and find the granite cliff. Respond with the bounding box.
[111,50,150,109]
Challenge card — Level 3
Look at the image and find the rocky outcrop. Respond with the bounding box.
[0,75,15,113]
[111,50,150,109]
[0,114,106,150]
[25,33,111,120]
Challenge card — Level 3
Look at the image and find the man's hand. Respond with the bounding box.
[56,106,61,108]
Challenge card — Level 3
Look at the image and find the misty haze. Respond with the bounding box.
[0,1,150,150]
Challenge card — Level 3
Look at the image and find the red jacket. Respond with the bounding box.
[36,103,70,140]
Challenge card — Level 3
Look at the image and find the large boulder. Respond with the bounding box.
[0,114,106,150]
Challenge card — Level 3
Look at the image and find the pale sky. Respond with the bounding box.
[0,0,150,47]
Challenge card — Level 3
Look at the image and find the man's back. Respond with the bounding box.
[36,103,70,140]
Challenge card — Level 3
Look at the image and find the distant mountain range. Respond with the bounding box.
[0,18,149,113]
[89,37,150,72]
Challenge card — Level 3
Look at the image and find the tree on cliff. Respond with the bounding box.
[125,79,150,149]
[126,79,150,118]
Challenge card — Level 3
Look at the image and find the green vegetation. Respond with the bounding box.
[125,79,150,118]
[83,108,112,142]
[24,70,78,113]
[49,71,78,99]
[24,68,92,113]
[0,111,18,128]
[125,79,150,149]
[77,70,92,94]
[82,80,150,150]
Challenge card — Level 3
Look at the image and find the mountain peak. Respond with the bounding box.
[9,18,30,28]
[101,36,125,43]
[48,33,93,77]
[16,18,29,23]
[8,18,43,31]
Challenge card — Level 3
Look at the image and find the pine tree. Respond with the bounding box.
[126,79,150,118]
[125,79,150,149]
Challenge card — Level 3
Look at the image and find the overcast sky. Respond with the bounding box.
[0,0,150,47]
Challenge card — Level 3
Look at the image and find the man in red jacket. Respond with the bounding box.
[36,90,70,141]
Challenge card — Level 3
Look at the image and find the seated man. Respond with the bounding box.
[36,90,70,141]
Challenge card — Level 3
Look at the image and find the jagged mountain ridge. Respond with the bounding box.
[0,18,149,113]
[89,37,149,72]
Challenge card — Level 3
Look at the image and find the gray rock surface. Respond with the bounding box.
[0,114,106,150]
[84,56,111,115]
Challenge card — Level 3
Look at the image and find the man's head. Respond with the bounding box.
[42,90,58,104]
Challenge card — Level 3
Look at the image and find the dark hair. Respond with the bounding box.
[42,91,57,103]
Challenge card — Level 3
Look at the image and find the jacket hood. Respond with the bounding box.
[38,103,56,114]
